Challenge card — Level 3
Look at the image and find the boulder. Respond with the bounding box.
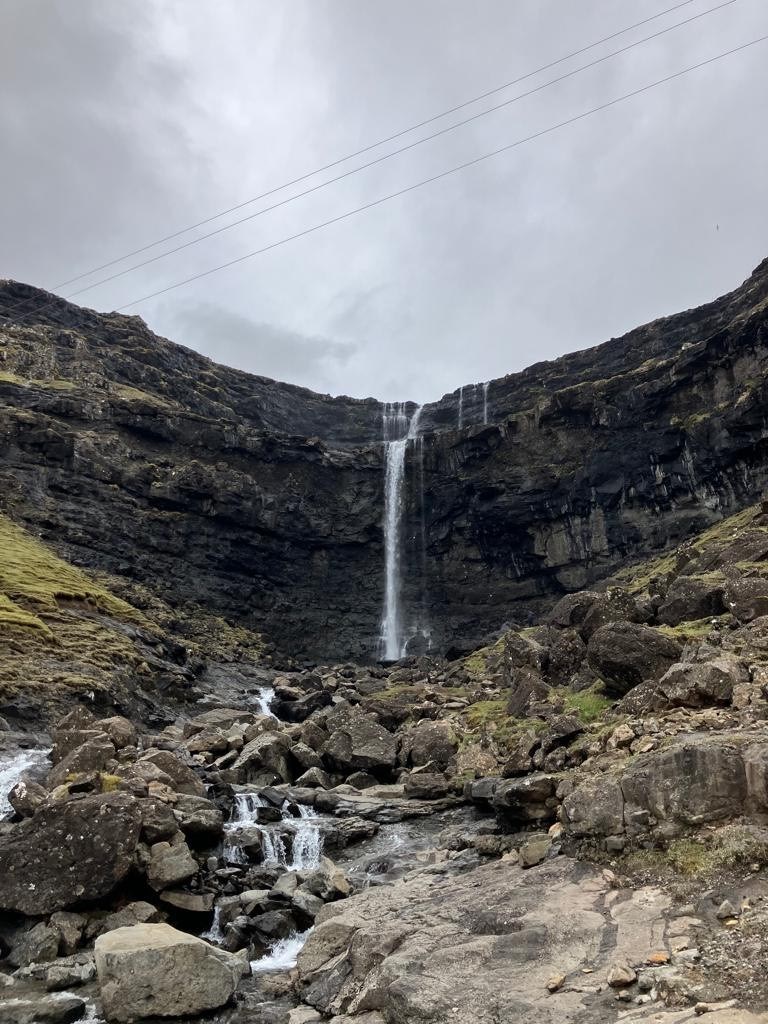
[322,712,397,773]
[233,731,292,781]
[99,717,138,750]
[561,775,625,839]
[146,836,198,891]
[400,720,457,770]
[94,923,245,1021]
[403,773,450,800]
[587,622,682,696]
[8,778,47,817]
[725,577,768,622]
[47,736,115,789]
[8,921,60,967]
[172,794,224,838]
[579,588,647,639]
[657,575,726,626]
[656,656,747,708]
[50,912,86,956]
[492,774,558,823]
[0,792,141,915]
[0,994,86,1023]
[139,750,206,796]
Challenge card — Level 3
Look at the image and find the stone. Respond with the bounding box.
[172,794,224,838]
[8,922,60,967]
[607,962,637,987]
[8,778,47,817]
[47,736,115,789]
[99,717,138,750]
[159,890,214,913]
[561,775,625,839]
[322,712,397,772]
[0,792,141,915]
[400,720,458,769]
[49,912,86,956]
[138,798,178,843]
[546,974,566,992]
[715,899,739,920]
[296,767,333,789]
[519,834,551,868]
[657,575,726,626]
[94,923,245,1021]
[587,622,682,696]
[290,742,324,770]
[725,577,768,622]
[657,656,747,708]
[91,901,163,938]
[403,772,450,800]
[233,731,292,781]
[147,837,198,891]
[0,994,86,1023]
[492,773,558,823]
[140,750,206,796]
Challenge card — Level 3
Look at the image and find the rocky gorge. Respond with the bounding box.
[1,263,768,1022]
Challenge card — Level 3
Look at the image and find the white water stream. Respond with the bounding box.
[0,748,49,819]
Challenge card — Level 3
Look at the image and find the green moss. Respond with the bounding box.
[99,773,122,793]
[0,593,51,634]
[657,617,721,642]
[623,826,768,878]
[0,371,76,391]
[0,515,138,619]
[561,685,612,723]
[113,384,176,410]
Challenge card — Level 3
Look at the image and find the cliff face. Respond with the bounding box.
[1,259,768,660]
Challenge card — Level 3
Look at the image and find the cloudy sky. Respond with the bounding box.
[2,1,767,402]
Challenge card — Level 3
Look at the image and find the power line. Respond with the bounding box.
[104,34,768,314]
[49,0,704,292]
[53,0,739,305]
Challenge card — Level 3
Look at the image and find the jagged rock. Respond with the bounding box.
[0,792,141,915]
[184,727,228,755]
[159,890,214,913]
[579,588,647,639]
[138,798,178,843]
[725,577,768,622]
[47,736,115,789]
[657,575,727,625]
[656,656,747,708]
[94,923,245,1021]
[492,774,558,823]
[539,715,583,755]
[183,709,258,737]
[322,712,397,773]
[561,774,625,839]
[290,742,324,771]
[49,913,86,957]
[519,834,552,868]
[233,731,292,781]
[99,717,138,750]
[400,719,457,769]
[86,901,163,940]
[146,835,198,891]
[8,921,60,967]
[8,778,47,817]
[139,750,206,796]
[587,622,682,695]
[172,794,224,838]
[607,962,637,987]
[295,767,333,789]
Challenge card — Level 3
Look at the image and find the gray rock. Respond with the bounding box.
[0,993,86,1023]
[8,922,60,967]
[400,720,457,770]
[172,794,224,838]
[519,835,552,868]
[95,923,245,1021]
[147,836,198,891]
[587,622,682,696]
[139,750,206,796]
[0,792,141,915]
[657,575,726,626]
[322,712,397,772]
[657,656,747,708]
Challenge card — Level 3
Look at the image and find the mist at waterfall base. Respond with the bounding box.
[376,384,490,661]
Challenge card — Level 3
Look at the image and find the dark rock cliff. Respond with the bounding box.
[1,259,768,660]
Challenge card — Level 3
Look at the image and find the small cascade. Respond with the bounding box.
[202,904,224,943]
[0,748,49,820]
[482,381,490,424]
[224,792,323,872]
[379,403,423,661]
[251,928,313,973]
[253,686,277,719]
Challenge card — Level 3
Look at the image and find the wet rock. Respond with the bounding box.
[0,792,141,915]
[0,993,86,1023]
[8,921,60,967]
[94,923,245,1021]
[8,778,47,817]
[587,622,682,695]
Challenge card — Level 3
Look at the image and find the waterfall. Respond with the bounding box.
[0,748,49,820]
[253,686,277,719]
[457,386,464,429]
[379,403,422,661]
[482,381,490,425]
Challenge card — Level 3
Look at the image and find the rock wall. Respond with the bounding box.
[1,259,768,660]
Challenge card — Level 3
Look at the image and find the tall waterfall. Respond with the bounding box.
[457,386,464,429]
[482,381,490,424]
[379,402,423,661]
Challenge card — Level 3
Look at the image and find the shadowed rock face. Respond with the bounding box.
[2,258,768,660]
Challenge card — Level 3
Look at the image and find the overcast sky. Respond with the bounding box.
[2,1,767,402]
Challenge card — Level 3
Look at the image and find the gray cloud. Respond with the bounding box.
[2,0,767,403]
[169,302,357,394]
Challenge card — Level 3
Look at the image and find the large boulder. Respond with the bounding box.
[322,712,397,773]
[656,656,748,708]
[94,923,245,1021]
[139,751,206,797]
[725,577,768,622]
[656,575,726,626]
[492,774,559,823]
[587,622,682,696]
[0,792,141,915]
[400,720,457,770]
[47,736,115,789]
[0,994,86,1023]
[233,731,292,782]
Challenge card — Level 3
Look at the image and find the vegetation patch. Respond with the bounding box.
[561,685,612,723]
[622,825,768,879]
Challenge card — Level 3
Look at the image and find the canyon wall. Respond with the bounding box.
[1,259,768,660]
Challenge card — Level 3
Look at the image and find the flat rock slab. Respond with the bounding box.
[0,993,86,1023]
[95,922,245,1022]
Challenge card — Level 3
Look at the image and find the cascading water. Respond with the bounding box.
[457,386,464,429]
[225,792,323,872]
[482,381,490,424]
[0,748,49,820]
[378,403,423,660]
[252,686,277,719]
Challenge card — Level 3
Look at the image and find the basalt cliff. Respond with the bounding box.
[1,258,768,665]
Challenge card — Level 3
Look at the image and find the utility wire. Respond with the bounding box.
[102,34,767,313]
[55,0,740,304]
[48,0,704,291]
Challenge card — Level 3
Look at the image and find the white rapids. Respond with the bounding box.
[250,928,313,973]
[0,747,49,819]
[226,793,323,872]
